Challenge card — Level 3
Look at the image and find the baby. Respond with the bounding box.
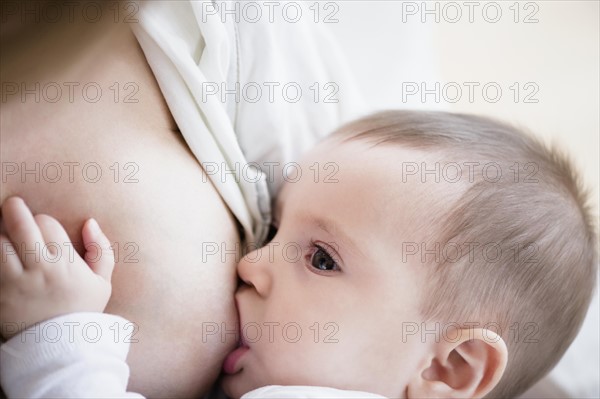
[0,110,597,398]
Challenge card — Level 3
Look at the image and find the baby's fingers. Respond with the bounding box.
[34,214,71,260]
[82,219,115,282]
[0,234,23,279]
[2,197,45,268]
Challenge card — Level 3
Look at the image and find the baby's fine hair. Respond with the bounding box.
[334,110,598,398]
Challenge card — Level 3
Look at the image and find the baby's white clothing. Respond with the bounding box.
[244,385,386,398]
[0,313,385,399]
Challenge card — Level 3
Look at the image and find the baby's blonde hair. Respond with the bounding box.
[334,110,598,398]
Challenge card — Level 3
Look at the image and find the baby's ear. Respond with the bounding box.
[407,328,508,399]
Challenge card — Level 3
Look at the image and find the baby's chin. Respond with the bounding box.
[221,370,259,399]
[220,376,240,399]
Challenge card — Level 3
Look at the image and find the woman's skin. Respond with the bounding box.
[0,7,239,397]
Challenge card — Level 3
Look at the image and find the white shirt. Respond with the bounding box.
[132,0,366,245]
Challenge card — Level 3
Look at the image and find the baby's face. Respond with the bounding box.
[222,138,441,398]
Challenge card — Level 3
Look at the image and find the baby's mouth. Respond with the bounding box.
[223,343,250,374]
[222,297,251,375]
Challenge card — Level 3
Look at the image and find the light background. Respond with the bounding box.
[326,0,599,212]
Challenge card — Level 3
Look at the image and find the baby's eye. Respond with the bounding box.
[309,245,340,273]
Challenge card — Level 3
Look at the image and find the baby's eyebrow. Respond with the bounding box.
[306,214,366,261]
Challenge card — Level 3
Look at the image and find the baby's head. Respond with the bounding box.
[222,111,598,398]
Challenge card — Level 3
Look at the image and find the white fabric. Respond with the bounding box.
[0,313,384,399]
[243,385,385,398]
[0,313,143,399]
[546,273,600,398]
[132,1,365,244]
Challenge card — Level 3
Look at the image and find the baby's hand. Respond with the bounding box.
[0,197,115,340]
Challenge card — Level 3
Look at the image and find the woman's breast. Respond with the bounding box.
[0,28,240,397]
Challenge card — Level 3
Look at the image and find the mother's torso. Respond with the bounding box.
[1,17,238,398]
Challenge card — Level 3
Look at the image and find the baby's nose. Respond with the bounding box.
[237,251,272,296]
